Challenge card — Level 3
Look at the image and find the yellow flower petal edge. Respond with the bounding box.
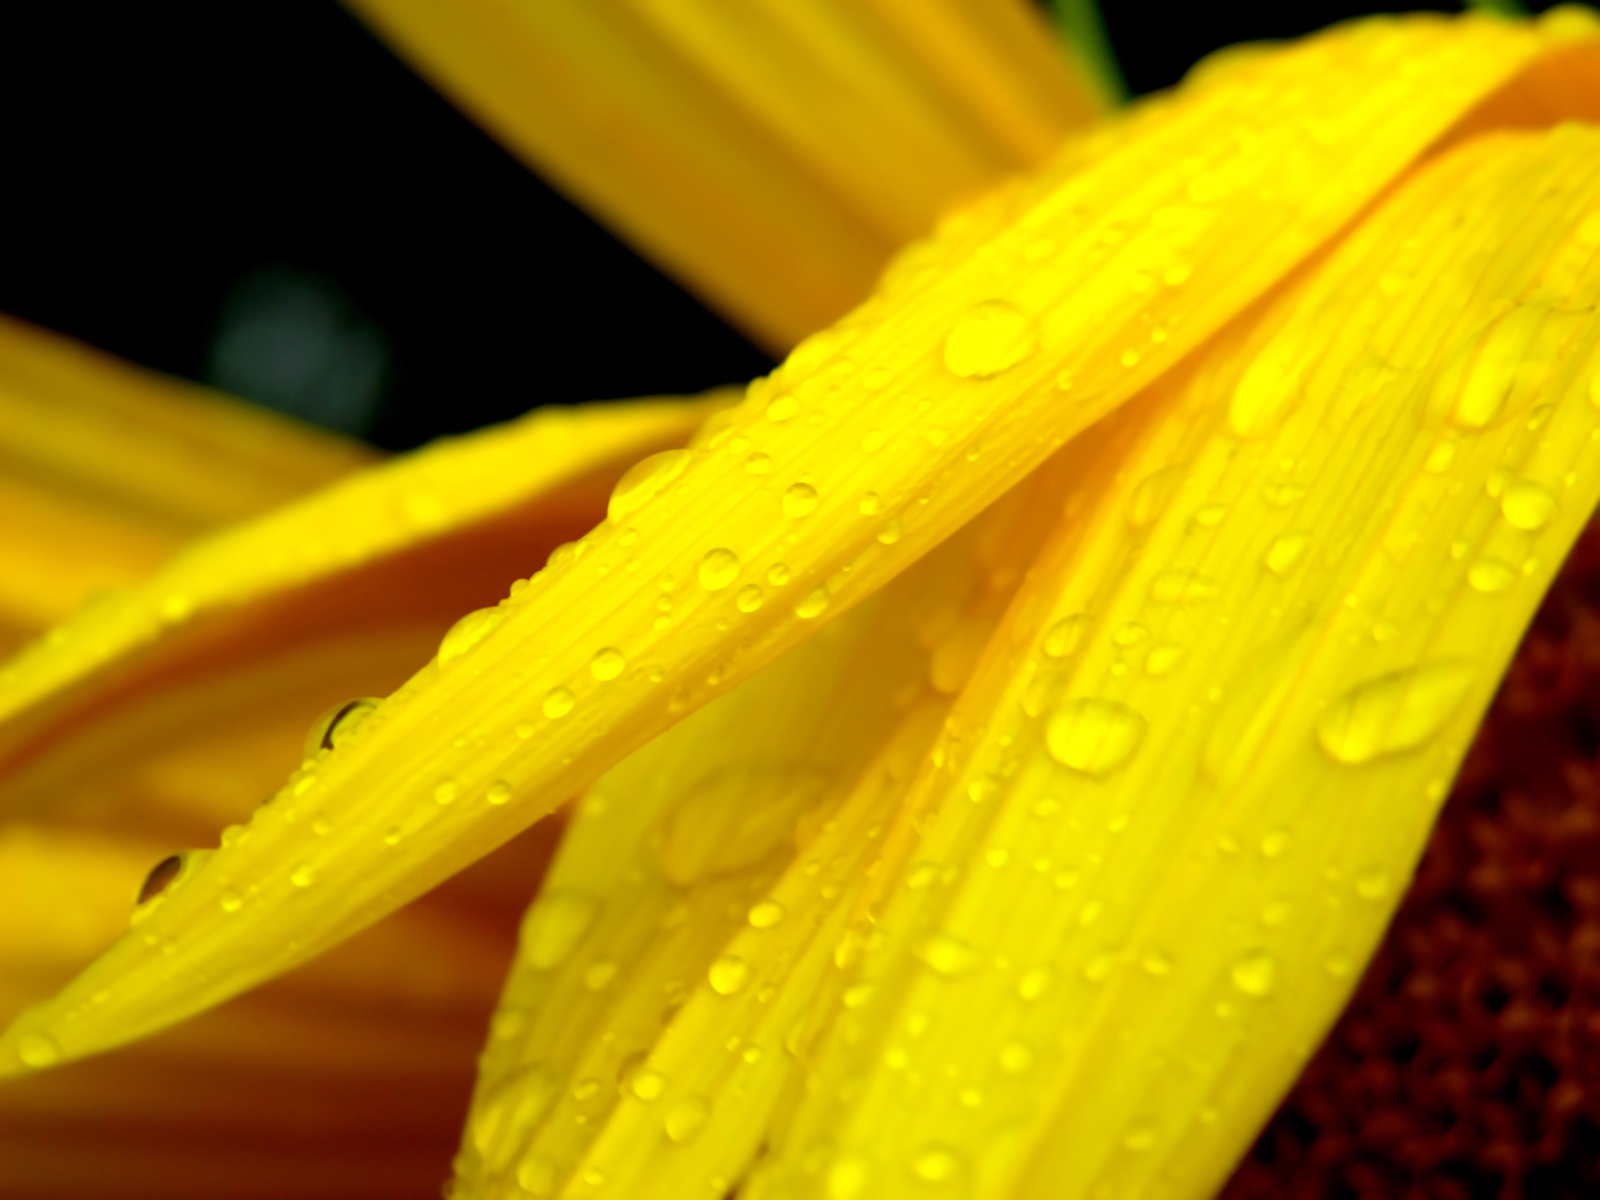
[456,422,1117,1198]
[750,127,1600,1200]
[0,393,726,812]
[347,0,1102,350]
[0,313,374,532]
[5,12,1596,1077]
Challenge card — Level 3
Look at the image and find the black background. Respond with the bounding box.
[1,1,1496,449]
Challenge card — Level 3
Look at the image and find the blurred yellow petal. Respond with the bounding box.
[758,124,1600,1200]
[9,11,1597,1084]
[0,314,373,533]
[347,0,1102,350]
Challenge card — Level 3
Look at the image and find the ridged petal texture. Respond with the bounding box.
[7,12,1600,1200]
[345,0,1104,350]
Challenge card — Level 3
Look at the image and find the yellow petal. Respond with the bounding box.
[0,314,373,533]
[758,125,1600,1200]
[7,12,1597,1077]
[346,0,1102,350]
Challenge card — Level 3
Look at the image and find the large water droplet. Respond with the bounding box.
[1231,949,1277,996]
[590,647,626,681]
[437,607,506,667]
[748,899,786,929]
[1043,614,1089,658]
[826,1153,871,1200]
[699,548,741,591]
[303,697,382,759]
[1265,532,1310,576]
[290,862,316,888]
[708,955,751,996]
[1426,303,1586,429]
[912,1146,962,1184]
[919,932,983,977]
[542,687,576,719]
[1501,481,1556,531]
[1128,465,1185,528]
[1316,660,1476,765]
[520,891,598,969]
[1467,559,1515,594]
[1046,699,1147,777]
[783,482,819,518]
[655,765,821,886]
[795,586,831,619]
[664,1096,711,1143]
[608,449,691,521]
[943,300,1039,378]
[628,1066,668,1101]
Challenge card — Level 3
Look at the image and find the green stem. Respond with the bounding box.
[1047,0,1129,107]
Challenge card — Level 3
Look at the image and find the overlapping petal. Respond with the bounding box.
[7,11,1598,1084]
[347,0,1103,349]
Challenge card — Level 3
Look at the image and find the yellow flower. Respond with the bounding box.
[5,4,1600,1199]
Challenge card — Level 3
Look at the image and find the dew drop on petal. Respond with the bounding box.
[708,955,751,996]
[664,1096,711,1144]
[437,607,506,667]
[1316,660,1476,765]
[303,697,382,758]
[745,452,773,475]
[766,393,800,422]
[1265,532,1310,576]
[919,932,983,977]
[135,854,184,906]
[1468,559,1516,594]
[859,491,883,515]
[521,891,598,969]
[795,586,831,619]
[1354,867,1392,900]
[912,1146,962,1184]
[542,687,576,719]
[1046,699,1147,777]
[748,899,785,929]
[608,449,690,521]
[1231,949,1278,996]
[16,1033,61,1069]
[878,519,902,545]
[219,888,244,913]
[486,780,513,806]
[699,548,741,591]
[943,299,1039,379]
[783,482,819,518]
[1501,481,1556,531]
[1150,569,1219,604]
[736,584,764,613]
[1043,614,1089,659]
[434,777,458,805]
[590,647,626,681]
[290,863,316,888]
[628,1067,668,1101]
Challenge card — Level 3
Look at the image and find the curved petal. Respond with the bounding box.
[346,0,1103,350]
[6,12,1598,1077]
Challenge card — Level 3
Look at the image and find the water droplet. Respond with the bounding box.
[303,697,381,758]
[859,491,883,515]
[1354,867,1392,900]
[766,393,800,422]
[487,780,513,806]
[16,1033,61,1069]
[745,451,773,475]
[1265,532,1310,575]
[944,299,1039,378]
[1150,569,1219,604]
[1427,303,1584,429]
[1046,699,1147,777]
[1468,559,1516,594]
[1145,643,1185,677]
[1142,949,1174,976]
[290,863,316,888]
[843,983,875,1009]
[1501,481,1556,531]
[919,932,983,977]
[795,586,831,619]
[699,548,741,591]
[655,765,821,885]
[1124,1124,1158,1152]
[748,899,786,929]
[516,1155,558,1196]
[590,647,626,681]
[1316,660,1476,765]
[878,519,902,545]
[826,1153,871,1200]
[1230,340,1303,437]
[434,777,458,805]
[708,955,751,996]
[608,449,691,521]
[912,1146,962,1184]
[783,482,819,518]
[628,1066,668,1101]
[583,959,618,990]
[1128,465,1185,528]
[1231,949,1277,996]
[135,854,184,906]
[219,888,243,913]
[437,607,506,667]
[1260,827,1292,859]
[1018,967,1054,1000]
[542,687,576,719]
[664,1096,711,1143]
[521,891,598,969]
[1043,614,1089,658]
